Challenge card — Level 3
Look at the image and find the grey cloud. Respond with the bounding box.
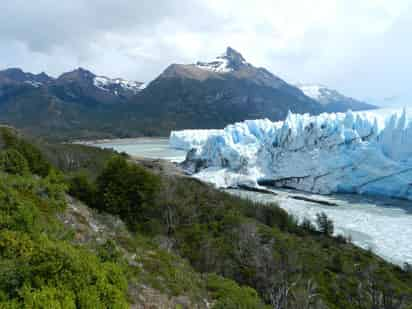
[0,0,217,52]
[0,0,411,105]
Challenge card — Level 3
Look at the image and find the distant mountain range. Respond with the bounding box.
[0,47,376,140]
[297,84,376,112]
[0,67,144,103]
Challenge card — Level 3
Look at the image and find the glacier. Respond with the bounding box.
[170,108,412,200]
[169,129,223,151]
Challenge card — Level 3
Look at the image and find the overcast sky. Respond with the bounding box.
[1,0,411,105]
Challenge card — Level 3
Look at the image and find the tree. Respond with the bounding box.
[316,212,334,236]
[1,128,51,176]
[68,172,97,207]
[0,149,29,175]
[300,218,316,233]
[95,156,161,228]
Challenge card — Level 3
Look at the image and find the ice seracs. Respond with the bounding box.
[170,108,412,200]
[169,129,223,150]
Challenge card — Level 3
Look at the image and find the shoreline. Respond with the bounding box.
[72,136,170,146]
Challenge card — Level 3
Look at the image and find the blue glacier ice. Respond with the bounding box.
[170,108,412,200]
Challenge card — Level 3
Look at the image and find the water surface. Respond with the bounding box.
[92,138,186,162]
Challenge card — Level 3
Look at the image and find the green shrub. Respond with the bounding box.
[68,172,97,207]
[95,156,161,229]
[0,231,128,308]
[0,171,128,308]
[0,149,29,175]
[20,285,76,309]
[243,202,298,232]
[206,274,268,309]
[1,128,51,177]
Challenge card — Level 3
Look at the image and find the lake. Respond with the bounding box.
[92,137,412,266]
[90,138,187,162]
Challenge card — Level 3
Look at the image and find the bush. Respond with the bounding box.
[68,172,97,207]
[95,156,161,229]
[205,274,268,309]
[1,128,51,177]
[0,149,29,175]
[0,231,129,308]
[242,202,298,232]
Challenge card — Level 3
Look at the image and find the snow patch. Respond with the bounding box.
[93,76,144,94]
[195,48,248,73]
[297,83,343,105]
[297,84,324,101]
[196,58,234,73]
[24,80,42,88]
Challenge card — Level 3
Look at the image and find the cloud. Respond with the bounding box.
[0,0,411,103]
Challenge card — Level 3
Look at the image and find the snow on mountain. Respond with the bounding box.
[93,76,144,95]
[195,47,249,73]
[23,80,43,88]
[297,84,325,102]
[297,83,359,105]
[297,83,377,111]
[170,108,412,200]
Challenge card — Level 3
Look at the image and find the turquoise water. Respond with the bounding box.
[92,138,187,162]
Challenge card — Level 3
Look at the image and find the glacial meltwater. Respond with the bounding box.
[91,138,187,162]
[92,137,412,266]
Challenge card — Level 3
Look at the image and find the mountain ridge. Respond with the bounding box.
[297,83,377,112]
[131,47,325,130]
[0,47,377,140]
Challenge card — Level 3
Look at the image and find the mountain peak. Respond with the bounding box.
[73,67,96,78]
[195,47,248,73]
[58,67,96,82]
[219,47,246,67]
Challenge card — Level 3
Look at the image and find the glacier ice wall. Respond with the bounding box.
[170,109,412,200]
[169,129,223,150]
